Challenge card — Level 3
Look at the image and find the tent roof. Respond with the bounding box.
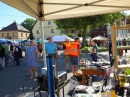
[52,35,74,42]
[1,0,130,21]
[92,35,107,40]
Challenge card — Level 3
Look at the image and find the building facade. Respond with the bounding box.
[32,20,81,41]
[0,21,30,41]
[91,26,107,38]
[107,23,130,36]
[32,20,63,41]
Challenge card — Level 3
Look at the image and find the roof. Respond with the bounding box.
[1,0,130,21]
[1,21,30,32]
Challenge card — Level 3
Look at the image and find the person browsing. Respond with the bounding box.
[88,40,98,62]
[63,38,70,72]
[69,38,80,75]
[45,37,58,62]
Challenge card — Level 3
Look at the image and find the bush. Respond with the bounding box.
[66,34,75,38]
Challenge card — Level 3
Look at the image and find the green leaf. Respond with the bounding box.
[55,12,126,47]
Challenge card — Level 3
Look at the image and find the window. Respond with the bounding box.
[2,33,4,37]
[37,30,40,34]
[26,33,27,37]
[13,33,15,36]
[21,33,23,37]
[51,29,55,33]
[7,33,9,36]
[60,30,63,34]
[71,30,76,33]
[48,21,51,25]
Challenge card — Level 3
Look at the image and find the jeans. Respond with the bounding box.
[14,53,20,65]
[91,53,98,62]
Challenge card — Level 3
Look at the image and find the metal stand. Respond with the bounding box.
[55,60,60,97]
[40,21,46,67]
[46,54,55,97]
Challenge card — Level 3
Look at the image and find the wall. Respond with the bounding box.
[32,21,61,41]
[107,23,129,36]
[18,31,29,39]
[91,27,107,38]
[0,30,29,40]
[65,28,79,35]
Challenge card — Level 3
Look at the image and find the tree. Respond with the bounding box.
[21,18,36,40]
[27,32,35,40]
[55,12,125,47]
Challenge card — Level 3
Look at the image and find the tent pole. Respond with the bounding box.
[40,21,46,67]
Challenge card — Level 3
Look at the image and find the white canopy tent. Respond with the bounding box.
[1,0,130,68]
[79,37,91,42]
[52,35,74,42]
[1,0,130,21]
[92,35,107,40]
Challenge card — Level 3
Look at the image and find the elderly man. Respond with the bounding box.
[63,38,70,72]
[45,37,58,64]
[45,37,58,97]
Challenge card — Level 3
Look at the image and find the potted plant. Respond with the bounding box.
[124,69,130,83]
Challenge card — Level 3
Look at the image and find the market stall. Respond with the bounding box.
[92,36,107,40]
[1,0,130,97]
[52,35,74,42]
[66,19,130,97]
[0,38,19,45]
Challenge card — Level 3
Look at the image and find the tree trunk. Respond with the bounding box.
[81,26,87,48]
[30,31,34,40]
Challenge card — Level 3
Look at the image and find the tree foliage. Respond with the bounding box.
[21,18,36,40]
[55,12,126,47]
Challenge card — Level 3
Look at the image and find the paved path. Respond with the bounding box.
[0,50,129,97]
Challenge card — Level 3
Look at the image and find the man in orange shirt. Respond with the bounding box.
[63,38,70,72]
[69,38,80,75]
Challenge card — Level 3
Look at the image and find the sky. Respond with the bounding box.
[0,2,130,30]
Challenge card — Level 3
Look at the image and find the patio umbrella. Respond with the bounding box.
[92,36,107,40]
[19,40,30,43]
[52,35,74,42]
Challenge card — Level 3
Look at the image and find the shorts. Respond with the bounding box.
[5,54,8,60]
[65,55,70,62]
[70,56,79,66]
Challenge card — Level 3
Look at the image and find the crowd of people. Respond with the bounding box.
[0,42,24,69]
[62,38,99,75]
[0,38,100,79]
[0,41,42,79]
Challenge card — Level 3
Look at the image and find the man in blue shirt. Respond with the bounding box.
[45,37,58,61]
